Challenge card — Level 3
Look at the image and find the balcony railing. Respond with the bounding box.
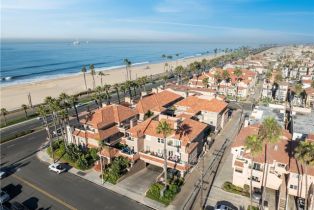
[143,151,183,164]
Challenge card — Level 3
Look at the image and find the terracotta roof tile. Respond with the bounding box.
[81,104,137,129]
[175,96,228,113]
[136,90,183,114]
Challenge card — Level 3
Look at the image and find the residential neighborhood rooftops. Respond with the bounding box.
[73,126,120,141]
[80,104,138,129]
[128,115,207,147]
[248,105,285,128]
[292,111,314,135]
[136,90,183,114]
[175,96,228,114]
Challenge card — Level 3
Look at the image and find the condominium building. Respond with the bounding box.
[67,104,138,148]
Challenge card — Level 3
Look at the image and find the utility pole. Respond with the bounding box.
[200,150,205,210]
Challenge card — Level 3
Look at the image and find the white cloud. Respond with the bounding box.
[1,0,70,10]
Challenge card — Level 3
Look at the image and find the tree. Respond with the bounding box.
[21,104,28,119]
[37,105,55,163]
[234,68,243,100]
[113,84,121,104]
[69,95,79,122]
[295,141,314,210]
[98,72,104,86]
[58,109,69,148]
[59,92,70,120]
[213,71,222,92]
[162,75,168,88]
[123,59,132,80]
[125,80,133,99]
[258,117,282,207]
[274,73,283,82]
[245,135,263,210]
[174,65,184,84]
[103,84,111,105]
[294,83,303,96]
[81,65,88,91]
[1,108,8,126]
[156,120,173,196]
[90,64,96,90]
[202,77,209,88]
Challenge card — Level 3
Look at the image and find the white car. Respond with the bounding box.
[0,190,10,204]
[215,204,234,210]
[48,163,66,174]
[0,170,7,179]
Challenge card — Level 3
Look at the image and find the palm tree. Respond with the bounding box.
[103,84,111,105]
[162,75,168,88]
[113,84,121,104]
[37,105,55,163]
[1,108,8,126]
[202,77,209,88]
[90,64,96,90]
[120,83,127,97]
[245,135,263,210]
[21,104,28,119]
[58,109,69,148]
[45,97,61,141]
[156,120,173,196]
[123,59,132,80]
[174,65,184,84]
[213,71,222,93]
[59,92,70,119]
[234,68,243,100]
[258,117,282,207]
[98,72,104,86]
[295,141,314,210]
[125,80,133,99]
[69,95,79,122]
[81,65,88,91]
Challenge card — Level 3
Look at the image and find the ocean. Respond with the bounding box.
[1,41,244,87]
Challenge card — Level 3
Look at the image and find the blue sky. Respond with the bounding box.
[1,0,314,43]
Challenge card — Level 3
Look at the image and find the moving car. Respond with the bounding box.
[48,163,66,174]
[0,190,10,204]
[214,204,235,210]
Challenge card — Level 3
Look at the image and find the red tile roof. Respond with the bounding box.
[81,104,137,129]
[128,117,207,146]
[136,90,183,114]
[175,96,228,114]
[73,126,120,141]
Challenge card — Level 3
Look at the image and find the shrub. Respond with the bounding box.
[102,157,129,184]
[247,206,259,210]
[222,182,249,197]
[90,148,99,161]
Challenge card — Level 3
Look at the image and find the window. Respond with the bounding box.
[277,163,285,168]
[253,163,261,171]
[157,138,161,143]
[146,146,150,152]
[235,168,243,173]
[289,185,298,190]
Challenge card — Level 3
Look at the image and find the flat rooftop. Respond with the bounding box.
[292,111,314,135]
[248,105,285,127]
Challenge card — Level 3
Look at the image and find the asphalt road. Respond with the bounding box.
[1,127,151,210]
[0,79,169,139]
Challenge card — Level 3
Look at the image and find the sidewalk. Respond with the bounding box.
[169,110,242,210]
[37,148,165,210]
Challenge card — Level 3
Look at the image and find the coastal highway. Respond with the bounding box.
[0,126,151,210]
[0,78,171,139]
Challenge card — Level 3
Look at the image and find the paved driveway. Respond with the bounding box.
[117,165,163,195]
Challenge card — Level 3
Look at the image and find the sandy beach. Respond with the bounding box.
[1,54,220,111]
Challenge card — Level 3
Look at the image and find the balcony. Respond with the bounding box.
[139,151,189,172]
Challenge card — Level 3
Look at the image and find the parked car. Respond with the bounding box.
[297,198,305,210]
[214,204,235,210]
[48,163,66,174]
[52,128,63,137]
[252,189,262,202]
[0,169,7,179]
[0,190,10,204]
[10,202,30,210]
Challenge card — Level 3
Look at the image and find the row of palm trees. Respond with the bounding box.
[245,117,314,210]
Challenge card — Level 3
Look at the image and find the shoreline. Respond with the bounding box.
[1,53,222,111]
